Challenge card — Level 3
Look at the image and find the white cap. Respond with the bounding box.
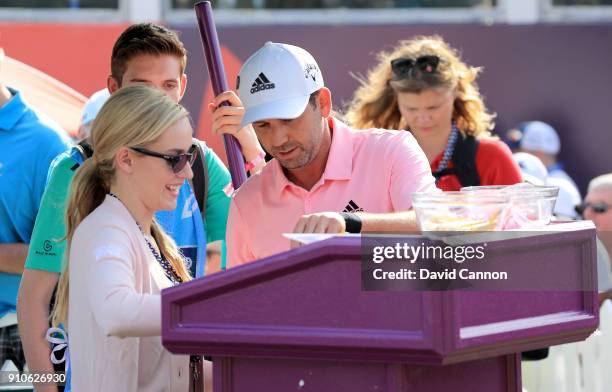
[237,42,324,128]
[519,121,561,155]
[81,88,111,126]
[513,152,548,185]
[546,176,581,219]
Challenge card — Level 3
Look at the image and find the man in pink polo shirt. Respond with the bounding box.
[217,42,438,266]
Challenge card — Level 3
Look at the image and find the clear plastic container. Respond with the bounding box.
[412,191,512,231]
[461,184,559,229]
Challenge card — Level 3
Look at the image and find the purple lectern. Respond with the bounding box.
[162,225,598,391]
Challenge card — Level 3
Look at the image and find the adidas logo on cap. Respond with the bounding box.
[250,72,275,94]
[236,42,325,128]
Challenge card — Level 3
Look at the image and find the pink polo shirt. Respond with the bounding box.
[226,118,437,266]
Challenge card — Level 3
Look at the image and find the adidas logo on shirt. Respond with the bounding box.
[250,72,275,94]
[342,200,364,213]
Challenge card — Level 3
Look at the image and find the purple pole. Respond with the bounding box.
[195,1,247,189]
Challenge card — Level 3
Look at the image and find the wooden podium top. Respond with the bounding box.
[162,222,598,365]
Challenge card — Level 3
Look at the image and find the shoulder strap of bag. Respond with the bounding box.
[451,134,481,187]
[190,138,209,219]
[75,139,94,160]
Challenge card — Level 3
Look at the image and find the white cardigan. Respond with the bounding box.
[68,195,189,391]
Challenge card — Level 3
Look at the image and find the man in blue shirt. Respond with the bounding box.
[0,48,72,371]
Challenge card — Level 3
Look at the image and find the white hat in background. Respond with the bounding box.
[513,152,548,185]
[519,121,561,155]
[237,42,324,128]
[546,176,581,219]
[81,88,111,126]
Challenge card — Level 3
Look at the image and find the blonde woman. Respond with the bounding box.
[346,35,522,191]
[53,85,196,390]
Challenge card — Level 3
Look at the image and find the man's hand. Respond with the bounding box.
[290,212,346,249]
[293,212,346,234]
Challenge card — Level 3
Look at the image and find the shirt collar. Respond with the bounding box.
[0,88,29,132]
[322,117,353,181]
[270,117,354,196]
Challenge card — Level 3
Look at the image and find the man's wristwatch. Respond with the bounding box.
[340,212,362,233]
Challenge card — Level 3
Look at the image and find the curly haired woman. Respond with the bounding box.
[346,36,522,191]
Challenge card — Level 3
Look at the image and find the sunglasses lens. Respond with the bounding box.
[168,155,187,173]
[593,204,608,214]
[171,147,198,173]
[391,58,414,76]
[576,202,610,215]
[416,55,440,72]
[391,56,440,77]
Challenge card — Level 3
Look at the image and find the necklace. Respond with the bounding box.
[436,122,459,173]
[107,192,182,285]
[431,123,460,184]
[106,193,199,375]
[142,236,182,285]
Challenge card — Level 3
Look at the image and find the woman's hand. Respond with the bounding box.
[209,91,265,173]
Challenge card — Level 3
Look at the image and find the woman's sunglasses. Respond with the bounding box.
[391,55,440,77]
[575,202,610,216]
[130,144,198,173]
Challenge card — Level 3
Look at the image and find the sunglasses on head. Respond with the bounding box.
[130,144,198,173]
[575,202,610,216]
[391,55,440,77]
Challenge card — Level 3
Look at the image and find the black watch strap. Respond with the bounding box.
[340,212,362,233]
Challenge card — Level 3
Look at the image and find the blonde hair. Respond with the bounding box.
[52,85,192,327]
[346,35,495,138]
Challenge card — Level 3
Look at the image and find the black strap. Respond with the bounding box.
[76,139,94,159]
[433,133,481,187]
[69,140,94,171]
[340,212,362,233]
[190,138,209,218]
